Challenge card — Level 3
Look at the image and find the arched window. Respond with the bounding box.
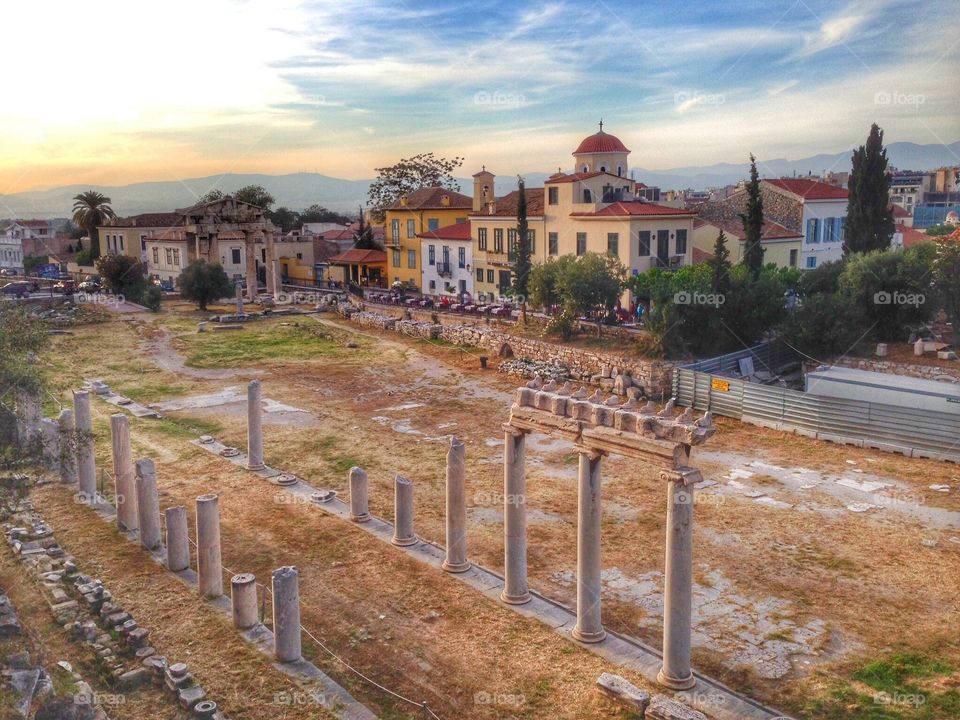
[617,165,623,176]
[600,165,606,172]
[582,164,588,173]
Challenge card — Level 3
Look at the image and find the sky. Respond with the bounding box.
[2,0,958,192]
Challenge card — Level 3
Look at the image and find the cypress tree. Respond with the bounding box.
[708,229,732,293]
[740,154,765,278]
[512,176,532,323]
[845,123,895,256]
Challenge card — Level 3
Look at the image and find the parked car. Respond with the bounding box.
[152,278,175,292]
[0,268,15,277]
[1,281,32,298]
[53,279,76,294]
[78,276,102,293]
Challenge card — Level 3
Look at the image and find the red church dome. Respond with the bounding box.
[573,128,630,155]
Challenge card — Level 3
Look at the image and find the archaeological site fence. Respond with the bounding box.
[673,343,960,462]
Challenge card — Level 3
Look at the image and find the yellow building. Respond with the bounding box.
[384,187,472,289]
[692,218,802,269]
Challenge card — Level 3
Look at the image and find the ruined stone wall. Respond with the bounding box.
[827,357,960,383]
[337,304,676,398]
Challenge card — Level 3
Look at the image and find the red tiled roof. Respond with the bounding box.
[329,249,386,264]
[692,246,712,264]
[470,188,545,217]
[387,187,472,211]
[573,130,630,155]
[570,202,694,218]
[17,219,51,228]
[898,226,931,247]
[889,204,911,218]
[764,178,848,201]
[546,171,630,184]
[321,228,354,241]
[417,222,472,240]
[695,216,802,241]
[110,212,184,228]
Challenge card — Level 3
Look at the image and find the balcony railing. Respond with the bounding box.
[436,261,452,277]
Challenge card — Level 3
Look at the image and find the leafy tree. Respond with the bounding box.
[528,256,573,311]
[179,260,233,311]
[926,223,956,237]
[233,185,275,211]
[707,229,732,293]
[845,123,894,255]
[76,250,92,267]
[838,245,933,341]
[797,259,845,297]
[780,293,867,358]
[267,206,300,233]
[72,190,116,260]
[300,205,352,225]
[557,252,625,337]
[512,177,532,324]
[96,254,147,299]
[367,153,464,222]
[932,236,960,348]
[0,307,48,463]
[740,154,765,277]
[195,189,225,205]
[23,256,45,275]
[352,207,379,249]
[75,238,83,251]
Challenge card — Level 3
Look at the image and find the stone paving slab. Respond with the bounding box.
[191,438,793,720]
[84,380,160,418]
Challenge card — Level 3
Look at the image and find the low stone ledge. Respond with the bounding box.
[596,672,650,713]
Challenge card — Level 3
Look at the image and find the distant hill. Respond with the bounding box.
[3,141,957,219]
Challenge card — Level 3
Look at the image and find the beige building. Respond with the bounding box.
[692,218,802,269]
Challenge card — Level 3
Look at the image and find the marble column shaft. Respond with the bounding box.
[135,459,161,551]
[165,506,190,572]
[349,467,370,522]
[501,427,530,604]
[391,475,417,546]
[73,391,97,499]
[58,409,78,484]
[196,494,224,598]
[442,437,469,572]
[572,449,605,643]
[110,414,138,531]
[246,380,265,471]
[272,566,302,662]
[658,475,696,690]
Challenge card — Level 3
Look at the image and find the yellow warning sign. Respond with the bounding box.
[711,378,730,392]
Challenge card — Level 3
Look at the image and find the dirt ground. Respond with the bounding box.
[27,300,960,719]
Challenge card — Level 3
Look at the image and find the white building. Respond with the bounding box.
[1,220,55,272]
[763,179,848,269]
[0,230,24,273]
[418,221,474,299]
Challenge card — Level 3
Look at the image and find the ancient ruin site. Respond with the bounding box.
[2,296,957,720]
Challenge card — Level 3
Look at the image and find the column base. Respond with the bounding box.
[657,668,696,690]
[571,626,606,643]
[391,535,418,547]
[500,590,531,605]
[246,462,265,471]
[350,514,370,523]
[442,560,471,573]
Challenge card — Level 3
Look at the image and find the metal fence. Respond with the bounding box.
[673,367,960,462]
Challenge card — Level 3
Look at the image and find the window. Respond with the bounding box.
[428,245,435,266]
[548,187,559,205]
[172,249,180,267]
[296,253,302,260]
[576,232,587,255]
[527,229,535,253]
[789,249,798,267]
[429,280,436,290]
[836,217,845,244]
[639,231,651,256]
[455,217,466,224]
[458,247,466,268]
[407,249,416,268]
[152,247,159,264]
[487,269,494,283]
[507,228,517,245]
[806,256,817,269]
[607,232,619,255]
[476,267,483,281]
[676,229,688,255]
[478,228,487,250]
[823,217,835,243]
[231,248,241,264]
[494,228,504,253]
[407,219,415,238]
[428,218,439,231]
[805,218,819,244]
[392,249,401,267]
[165,248,173,264]
[391,219,400,241]
[119,236,124,251]
[583,189,592,203]
[548,232,558,256]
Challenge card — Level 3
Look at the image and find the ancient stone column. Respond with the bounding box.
[110,414,138,531]
[265,231,277,296]
[272,566,302,662]
[58,409,78,484]
[196,494,224,598]
[391,475,417,546]
[657,471,697,690]
[231,573,258,629]
[73,391,97,499]
[501,426,531,604]
[165,506,190,572]
[246,380,265,471]
[572,448,605,643]
[349,467,370,522]
[135,459,162,551]
[244,230,258,301]
[442,437,469,572]
[40,418,59,471]
[235,280,244,315]
[18,390,42,444]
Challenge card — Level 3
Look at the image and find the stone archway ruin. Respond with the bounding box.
[502,377,715,690]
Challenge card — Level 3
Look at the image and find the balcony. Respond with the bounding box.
[436,261,452,277]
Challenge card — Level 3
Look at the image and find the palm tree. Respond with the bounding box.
[72,191,116,260]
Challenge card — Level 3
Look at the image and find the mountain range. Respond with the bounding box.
[3,141,957,220]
